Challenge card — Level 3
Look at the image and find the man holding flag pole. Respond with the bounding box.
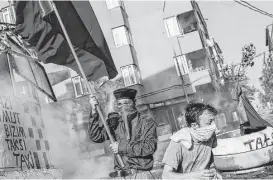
[88,88,157,179]
[14,1,157,179]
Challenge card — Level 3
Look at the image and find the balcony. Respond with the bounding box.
[120,64,142,87]
[177,11,198,34]
[164,10,198,38]
[105,0,124,10]
[187,69,211,87]
[174,48,212,87]
[174,31,204,55]
[184,48,209,71]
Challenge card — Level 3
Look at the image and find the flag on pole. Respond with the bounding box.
[14,1,118,82]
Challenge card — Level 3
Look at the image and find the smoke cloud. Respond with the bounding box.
[205,91,237,111]
[38,76,127,178]
[41,100,114,179]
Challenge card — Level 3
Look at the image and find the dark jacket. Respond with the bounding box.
[88,112,157,171]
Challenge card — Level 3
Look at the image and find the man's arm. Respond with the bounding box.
[118,116,157,157]
[88,110,109,143]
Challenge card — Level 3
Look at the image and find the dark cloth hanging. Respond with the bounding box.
[14,1,117,81]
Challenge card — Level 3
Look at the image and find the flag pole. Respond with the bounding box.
[49,1,125,167]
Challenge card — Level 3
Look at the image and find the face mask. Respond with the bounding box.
[117,104,136,141]
[117,101,137,116]
[120,106,136,114]
[190,123,216,142]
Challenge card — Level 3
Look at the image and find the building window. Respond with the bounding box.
[1,5,15,24]
[173,55,190,76]
[164,11,198,37]
[4,13,9,23]
[120,64,141,87]
[11,5,16,24]
[20,83,30,96]
[105,0,124,10]
[164,16,181,37]
[71,75,90,98]
[31,85,39,101]
[177,11,198,34]
[112,26,131,47]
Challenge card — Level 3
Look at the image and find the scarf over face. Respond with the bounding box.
[170,123,216,149]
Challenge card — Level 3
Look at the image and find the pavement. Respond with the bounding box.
[221,164,273,179]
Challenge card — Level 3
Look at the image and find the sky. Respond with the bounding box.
[198,1,273,90]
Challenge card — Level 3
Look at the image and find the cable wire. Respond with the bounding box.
[234,0,273,18]
[240,0,273,17]
[236,0,272,17]
[235,1,272,17]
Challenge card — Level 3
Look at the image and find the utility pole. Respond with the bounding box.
[173,37,189,103]
[175,56,190,103]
